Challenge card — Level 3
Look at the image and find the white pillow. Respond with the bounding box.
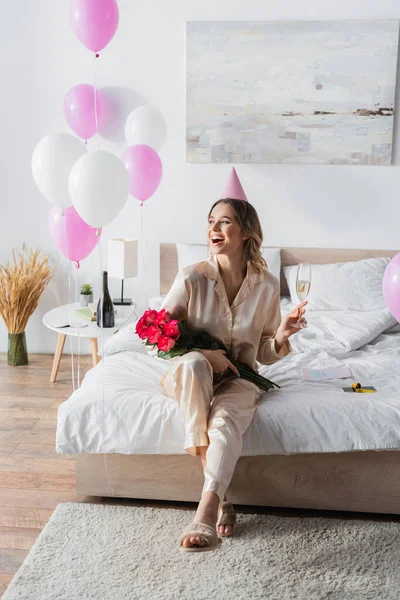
[262,248,281,282]
[283,257,391,311]
[383,322,400,333]
[101,320,143,357]
[176,243,281,282]
[176,244,207,271]
[148,295,166,311]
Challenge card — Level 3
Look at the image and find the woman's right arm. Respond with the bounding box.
[160,270,189,321]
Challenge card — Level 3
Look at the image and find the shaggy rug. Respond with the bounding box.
[3,502,400,599]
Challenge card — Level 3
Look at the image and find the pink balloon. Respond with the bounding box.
[69,0,119,54]
[49,206,102,268]
[63,84,106,140]
[383,253,400,322]
[122,145,163,204]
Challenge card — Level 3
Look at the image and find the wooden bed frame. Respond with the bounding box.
[76,244,400,514]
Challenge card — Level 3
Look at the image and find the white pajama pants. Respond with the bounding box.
[160,351,262,504]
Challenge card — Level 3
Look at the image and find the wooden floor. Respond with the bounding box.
[1,353,399,598]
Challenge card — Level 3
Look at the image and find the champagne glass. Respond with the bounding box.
[291,263,311,329]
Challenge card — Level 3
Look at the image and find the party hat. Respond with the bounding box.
[221,167,248,202]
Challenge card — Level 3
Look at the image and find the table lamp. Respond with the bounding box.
[107,239,138,306]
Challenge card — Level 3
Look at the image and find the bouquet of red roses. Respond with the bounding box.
[135,308,280,392]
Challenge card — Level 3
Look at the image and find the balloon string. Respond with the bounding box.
[93,48,112,496]
[98,237,114,497]
[63,212,75,393]
[69,314,75,391]
[94,54,99,150]
[76,272,81,388]
[143,206,147,282]
[140,201,144,282]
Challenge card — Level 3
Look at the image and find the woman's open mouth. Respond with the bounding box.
[211,236,225,246]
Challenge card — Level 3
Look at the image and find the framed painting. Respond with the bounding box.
[186,20,399,165]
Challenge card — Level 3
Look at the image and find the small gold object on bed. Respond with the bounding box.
[342,383,377,393]
[351,383,376,393]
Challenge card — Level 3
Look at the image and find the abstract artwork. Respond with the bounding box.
[186,20,399,164]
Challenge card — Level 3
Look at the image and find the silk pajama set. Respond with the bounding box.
[148,253,292,504]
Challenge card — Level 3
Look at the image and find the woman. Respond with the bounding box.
[157,197,307,553]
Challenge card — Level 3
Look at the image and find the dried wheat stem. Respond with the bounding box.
[0,246,53,334]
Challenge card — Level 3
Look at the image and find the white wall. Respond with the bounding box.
[1,0,399,354]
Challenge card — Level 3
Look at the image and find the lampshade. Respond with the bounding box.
[107,239,138,280]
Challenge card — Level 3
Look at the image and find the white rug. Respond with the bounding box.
[3,502,400,600]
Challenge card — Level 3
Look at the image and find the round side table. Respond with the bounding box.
[42,302,135,383]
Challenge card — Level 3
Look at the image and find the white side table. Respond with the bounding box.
[43,302,135,383]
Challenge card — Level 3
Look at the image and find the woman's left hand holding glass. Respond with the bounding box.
[276,300,308,341]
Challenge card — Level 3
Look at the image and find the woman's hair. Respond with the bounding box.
[207,198,268,277]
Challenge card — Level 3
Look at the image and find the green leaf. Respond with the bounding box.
[80,283,93,295]
[157,347,186,359]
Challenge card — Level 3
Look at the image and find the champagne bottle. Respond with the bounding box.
[97,271,115,328]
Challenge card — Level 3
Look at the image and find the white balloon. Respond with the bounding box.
[124,105,167,151]
[69,150,130,228]
[32,133,87,208]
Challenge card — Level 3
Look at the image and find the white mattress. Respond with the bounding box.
[56,299,400,456]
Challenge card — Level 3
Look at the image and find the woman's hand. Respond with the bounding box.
[199,349,240,376]
[277,300,308,340]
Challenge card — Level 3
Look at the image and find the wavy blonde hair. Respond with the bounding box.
[207,198,268,278]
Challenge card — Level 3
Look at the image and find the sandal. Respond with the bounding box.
[178,521,223,553]
[217,501,236,537]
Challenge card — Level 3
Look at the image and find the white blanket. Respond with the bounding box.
[56,301,400,457]
[280,297,397,354]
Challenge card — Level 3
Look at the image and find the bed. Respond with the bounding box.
[56,244,400,514]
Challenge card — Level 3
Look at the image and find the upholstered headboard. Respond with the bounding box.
[159,244,398,297]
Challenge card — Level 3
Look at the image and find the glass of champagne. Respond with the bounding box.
[291,263,312,329]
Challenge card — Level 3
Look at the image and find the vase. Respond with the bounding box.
[80,294,93,307]
[8,332,28,366]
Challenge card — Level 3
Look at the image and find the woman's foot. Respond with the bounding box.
[180,491,219,549]
[217,501,236,536]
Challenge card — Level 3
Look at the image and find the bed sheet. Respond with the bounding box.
[56,300,400,457]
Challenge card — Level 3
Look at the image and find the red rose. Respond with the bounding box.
[135,316,145,332]
[154,309,171,326]
[147,325,162,345]
[143,309,158,326]
[162,320,180,339]
[136,324,149,340]
[158,335,176,352]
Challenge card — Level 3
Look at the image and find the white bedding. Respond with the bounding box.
[56,299,400,457]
